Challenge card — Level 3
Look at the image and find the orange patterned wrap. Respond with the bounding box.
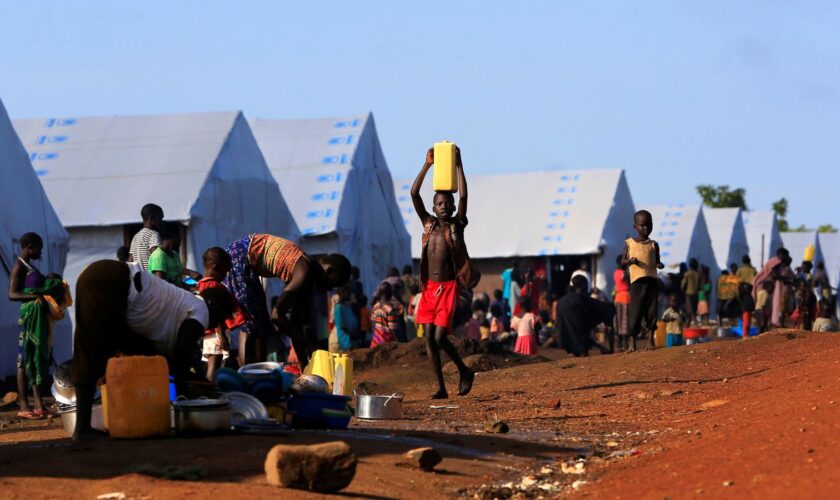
[248,233,305,282]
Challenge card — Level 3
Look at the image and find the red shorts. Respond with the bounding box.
[416,280,459,328]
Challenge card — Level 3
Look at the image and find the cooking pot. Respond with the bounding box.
[291,374,328,394]
[58,403,105,437]
[51,360,99,404]
[171,398,231,435]
[355,393,403,420]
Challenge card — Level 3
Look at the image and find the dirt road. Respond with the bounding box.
[1,330,837,498]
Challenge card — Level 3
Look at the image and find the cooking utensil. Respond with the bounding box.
[232,418,289,435]
[220,391,269,423]
[238,362,284,380]
[58,403,105,436]
[291,374,328,394]
[51,360,99,404]
[171,397,232,435]
[355,393,404,420]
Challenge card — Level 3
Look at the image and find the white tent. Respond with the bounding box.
[817,232,840,291]
[13,112,300,350]
[396,169,635,290]
[780,231,824,267]
[0,98,70,377]
[742,210,781,268]
[639,205,719,276]
[703,207,750,271]
[250,114,410,298]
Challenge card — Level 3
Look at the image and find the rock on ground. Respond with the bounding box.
[264,441,357,492]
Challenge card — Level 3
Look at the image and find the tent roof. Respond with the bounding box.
[818,232,840,288]
[0,99,69,272]
[703,207,749,270]
[396,169,628,259]
[781,231,824,265]
[250,114,371,237]
[742,210,780,267]
[12,111,247,227]
[640,205,714,270]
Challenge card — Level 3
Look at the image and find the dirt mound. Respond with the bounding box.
[350,337,547,373]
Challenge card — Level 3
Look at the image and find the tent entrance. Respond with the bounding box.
[123,222,189,267]
[547,254,595,296]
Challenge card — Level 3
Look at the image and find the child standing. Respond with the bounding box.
[128,203,163,271]
[812,301,838,332]
[755,279,773,332]
[465,302,483,341]
[622,210,665,351]
[661,294,688,347]
[512,296,539,355]
[681,258,700,323]
[332,287,357,352]
[697,265,711,325]
[612,254,630,351]
[370,282,399,347]
[739,283,756,337]
[358,295,371,346]
[197,247,245,381]
[489,303,505,342]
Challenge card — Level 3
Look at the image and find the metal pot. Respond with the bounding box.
[355,393,403,420]
[58,403,105,437]
[717,327,732,338]
[171,398,232,435]
[51,360,99,404]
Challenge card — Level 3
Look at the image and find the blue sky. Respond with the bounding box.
[2,1,838,229]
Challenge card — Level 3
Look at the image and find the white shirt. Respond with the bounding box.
[125,263,209,357]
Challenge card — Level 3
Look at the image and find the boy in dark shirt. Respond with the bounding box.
[411,146,478,399]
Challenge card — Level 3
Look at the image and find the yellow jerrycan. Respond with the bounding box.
[104,355,170,438]
[654,321,667,348]
[331,353,354,397]
[804,244,815,263]
[433,141,458,192]
[303,350,335,390]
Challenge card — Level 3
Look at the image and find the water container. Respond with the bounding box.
[303,350,335,390]
[804,244,815,263]
[104,355,171,438]
[332,354,353,397]
[433,141,458,192]
[654,321,667,348]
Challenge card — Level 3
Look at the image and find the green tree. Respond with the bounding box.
[818,224,838,233]
[696,185,748,210]
[772,198,789,232]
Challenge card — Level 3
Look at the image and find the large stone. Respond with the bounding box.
[403,447,442,471]
[484,420,510,434]
[264,441,357,492]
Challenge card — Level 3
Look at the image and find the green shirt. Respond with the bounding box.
[148,248,183,284]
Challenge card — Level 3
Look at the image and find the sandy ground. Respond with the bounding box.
[1,330,838,499]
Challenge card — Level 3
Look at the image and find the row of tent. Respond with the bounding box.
[3,96,839,376]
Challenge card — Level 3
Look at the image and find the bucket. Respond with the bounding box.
[683,327,708,339]
[287,393,351,428]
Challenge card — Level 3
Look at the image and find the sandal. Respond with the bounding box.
[17,410,43,420]
[33,409,50,418]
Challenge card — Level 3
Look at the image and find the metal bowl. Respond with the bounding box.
[58,403,105,436]
[291,374,328,394]
[238,362,284,380]
[220,391,269,423]
[171,398,232,435]
[355,393,404,420]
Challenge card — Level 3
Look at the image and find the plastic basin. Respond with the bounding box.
[287,393,351,429]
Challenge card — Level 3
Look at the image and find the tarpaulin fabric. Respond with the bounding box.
[742,210,782,268]
[0,98,70,378]
[397,169,636,290]
[250,114,410,298]
[703,207,750,271]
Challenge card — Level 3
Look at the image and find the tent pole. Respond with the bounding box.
[761,234,765,267]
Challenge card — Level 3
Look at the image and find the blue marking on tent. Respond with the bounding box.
[44,118,77,127]
[673,212,682,217]
[563,211,570,217]
[311,191,339,201]
[543,236,552,242]
[666,231,676,236]
[29,152,59,161]
[555,235,564,242]
[662,251,670,257]
[316,172,344,182]
[334,119,361,128]
[550,211,560,217]
[571,186,577,193]
[567,199,574,205]
[574,174,579,180]
[401,184,410,190]
[553,199,563,205]
[663,241,673,247]
[398,195,408,202]
[36,135,68,144]
[305,208,335,219]
[560,175,569,181]
[322,154,349,165]
[546,223,556,229]
[556,187,567,193]
[35,169,48,177]
[328,134,354,145]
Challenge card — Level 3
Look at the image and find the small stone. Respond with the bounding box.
[403,447,443,472]
[571,480,588,490]
[520,476,537,487]
[539,466,553,474]
[723,480,734,487]
[659,389,683,397]
[812,406,818,411]
[634,391,653,400]
[560,462,585,475]
[484,420,510,434]
[606,441,619,447]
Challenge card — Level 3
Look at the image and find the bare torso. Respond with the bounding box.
[426,223,456,282]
